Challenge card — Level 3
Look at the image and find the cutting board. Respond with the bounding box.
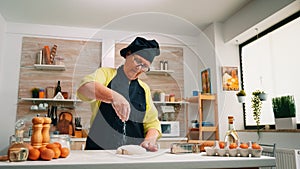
[57,112,74,135]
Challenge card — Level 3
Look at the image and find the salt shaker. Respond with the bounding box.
[163,61,168,70]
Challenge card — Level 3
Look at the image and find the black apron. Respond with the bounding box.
[85,66,146,150]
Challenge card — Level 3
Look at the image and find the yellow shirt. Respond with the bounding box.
[77,67,161,137]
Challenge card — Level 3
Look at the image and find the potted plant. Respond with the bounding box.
[31,88,40,98]
[251,90,262,132]
[258,91,268,101]
[236,90,246,103]
[252,90,267,101]
[153,91,161,101]
[191,120,199,128]
[272,95,296,129]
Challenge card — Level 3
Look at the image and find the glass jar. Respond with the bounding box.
[8,120,29,162]
[50,134,71,149]
[169,94,175,102]
[39,88,45,98]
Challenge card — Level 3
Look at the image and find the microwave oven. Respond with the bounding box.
[160,121,180,137]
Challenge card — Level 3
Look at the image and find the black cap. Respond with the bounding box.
[120,37,160,63]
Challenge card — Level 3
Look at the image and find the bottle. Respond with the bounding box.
[55,81,61,96]
[8,120,29,162]
[224,116,239,145]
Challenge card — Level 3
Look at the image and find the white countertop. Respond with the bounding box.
[24,137,187,142]
[0,149,276,169]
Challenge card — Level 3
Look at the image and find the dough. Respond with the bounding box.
[116,145,147,155]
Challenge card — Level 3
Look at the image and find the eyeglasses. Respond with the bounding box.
[133,57,150,72]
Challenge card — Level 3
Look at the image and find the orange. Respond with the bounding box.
[229,143,238,149]
[39,146,47,152]
[51,147,61,159]
[53,142,62,149]
[252,143,261,149]
[240,143,249,149]
[24,143,34,151]
[28,148,40,161]
[46,143,58,149]
[219,141,225,149]
[60,147,70,158]
[40,148,54,161]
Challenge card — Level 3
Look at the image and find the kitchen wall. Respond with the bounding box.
[17,37,102,134]
[211,17,300,150]
[1,0,300,153]
[0,22,205,153]
[0,13,6,92]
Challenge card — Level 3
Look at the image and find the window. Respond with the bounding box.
[240,11,300,129]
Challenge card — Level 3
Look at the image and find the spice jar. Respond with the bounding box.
[160,61,164,70]
[163,61,168,70]
[39,88,45,98]
[165,94,170,102]
[160,92,165,102]
[169,94,175,102]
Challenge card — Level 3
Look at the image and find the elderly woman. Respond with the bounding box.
[77,37,162,151]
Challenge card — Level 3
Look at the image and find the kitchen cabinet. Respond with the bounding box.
[187,94,219,143]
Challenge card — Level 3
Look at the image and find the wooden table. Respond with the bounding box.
[0,150,276,169]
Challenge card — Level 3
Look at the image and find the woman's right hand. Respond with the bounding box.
[111,91,130,122]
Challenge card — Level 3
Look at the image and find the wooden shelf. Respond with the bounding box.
[145,70,174,75]
[34,64,66,71]
[190,126,218,132]
[20,98,81,103]
[187,94,219,141]
[199,94,216,100]
[187,94,216,103]
[153,101,189,104]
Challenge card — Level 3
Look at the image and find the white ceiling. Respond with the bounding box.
[0,0,251,35]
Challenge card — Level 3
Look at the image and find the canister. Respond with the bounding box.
[160,61,164,70]
[39,88,45,98]
[163,61,168,70]
[36,50,43,64]
[46,87,55,98]
[169,94,175,102]
[160,92,165,102]
[50,134,71,149]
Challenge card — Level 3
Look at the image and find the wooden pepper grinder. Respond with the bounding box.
[42,116,52,146]
[31,115,44,148]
